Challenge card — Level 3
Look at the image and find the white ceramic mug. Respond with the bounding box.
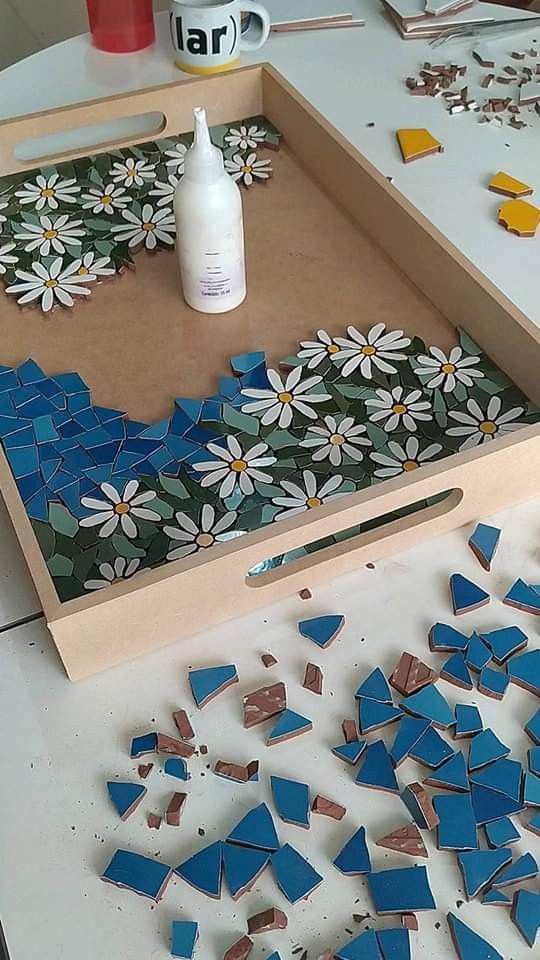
[170,0,270,75]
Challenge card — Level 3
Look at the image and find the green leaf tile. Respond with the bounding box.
[48,503,78,538]
[47,554,74,577]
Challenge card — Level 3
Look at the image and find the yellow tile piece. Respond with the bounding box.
[396,128,443,164]
[489,171,533,198]
[498,199,540,237]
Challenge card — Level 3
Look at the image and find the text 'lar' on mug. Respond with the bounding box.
[170,0,270,75]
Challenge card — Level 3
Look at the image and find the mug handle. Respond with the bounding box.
[239,1,271,51]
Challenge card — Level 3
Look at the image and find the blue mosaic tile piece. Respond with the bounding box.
[298,615,345,648]
[480,626,528,664]
[335,930,383,960]
[175,398,202,423]
[355,740,399,794]
[503,578,540,615]
[0,394,15,417]
[231,351,266,375]
[5,445,39,478]
[440,653,473,691]
[171,920,198,959]
[506,648,540,696]
[471,784,524,824]
[525,708,540,744]
[19,395,57,418]
[355,667,392,703]
[468,522,501,571]
[424,751,469,792]
[270,843,323,904]
[3,426,36,448]
[67,391,91,414]
[333,825,371,876]
[123,436,163,457]
[469,758,522,801]
[17,471,44,504]
[271,775,310,828]
[139,419,170,441]
[130,733,158,758]
[377,929,411,960]
[433,793,478,849]
[10,385,39,409]
[103,419,126,441]
[95,406,126,424]
[400,684,454,729]
[0,415,31,437]
[164,758,189,781]
[25,489,48,521]
[457,847,512,898]
[47,469,77,494]
[222,843,269,899]
[478,666,510,700]
[74,408,100,431]
[80,426,123,450]
[491,852,538,888]
[113,451,144,472]
[165,435,201,461]
[84,465,113,485]
[189,664,239,708]
[0,367,18,393]
[368,865,436,914]
[227,803,279,852]
[61,447,95,472]
[59,482,85,516]
[32,415,59,444]
[454,704,483,739]
[485,817,520,848]
[388,716,431,767]
[266,709,312,746]
[450,574,490,615]
[107,781,146,820]
[332,741,367,765]
[174,841,223,898]
[36,376,64,400]
[429,622,469,652]
[148,447,174,471]
[358,699,402,735]
[101,848,172,902]
[447,912,503,960]
[481,888,511,906]
[465,634,492,673]
[529,746,540,775]
[523,771,540,806]
[53,372,88,395]
[512,889,540,947]
[126,420,150,438]
[409,726,455,768]
[58,419,85,439]
[469,729,510,770]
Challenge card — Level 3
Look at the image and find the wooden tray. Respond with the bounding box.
[1,64,540,680]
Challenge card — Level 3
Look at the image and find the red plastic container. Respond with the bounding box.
[86,0,155,53]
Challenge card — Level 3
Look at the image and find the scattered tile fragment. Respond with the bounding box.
[454,704,482,739]
[261,653,278,668]
[389,716,431,767]
[472,44,495,68]
[334,929,382,960]
[440,653,473,690]
[524,812,540,836]
[429,623,469,653]
[171,920,198,959]
[512,888,540,946]
[482,888,511,906]
[376,822,428,858]
[465,634,491,674]
[433,793,478,850]
[355,667,392,702]
[478,665,509,701]
[355,740,399,794]
[498,199,540,237]
[298,614,345,648]
[271,843,323,903]
[266,708,312,746]
[223,935,253,960]
[332,740,366,765]
[102,849,172,901]
[503,578,540,614]
[485,816,520,848]
[529,746,540,775]
[397,128,443,163]
[401,914,418,931]
[469,729,510,770]
[468,522,501,568]
[303,662,323,695]
[400,684,454,729]
[148,813,162,830]
[342,718,359,743]
[173,709,195,740]
[506,648,540,696]
[222,843,269,899]
[450,574,489,615]
[492,852,538,888]
[175,841,223,898]
[480,626,528,664]
[312,795,346,820]
[525,708,540,744]
[298,587,312,600]
[447,912,503,960]
[247,907,287,935]
[130,732,158,758]
[138,763,153,779]
[243,682,287,729]
[424,751,469,792]
[271,775,310,828]
[107,781,147,821]
[457,848,512,898]
[227,802,279,851]
[471,784,524,824]
[519,80,540,104]
[523,771,540,806]
[333,826,371,876]
[469,757,522,801]
[368,865,436,914]
[164,757,190,781]
[157,733,196,758]
[166,792,187,826]
[401,782,439,830]
[214,760,259,783]
[358,698,402,734]
[390,652,436,695]
[489,173,532,199]
[409,726,455,768]
[189,664,239,708]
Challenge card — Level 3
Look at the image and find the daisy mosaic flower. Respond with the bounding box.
[149,173,179,208]
[164,503,238,561]
[79,480,160,539]
[0,241,18,275]
[14,173,80,210]
[0,198,8,225]
[300,415,371,466]
[371,436,443,479]
[5,257,94,312]
[446,396,525,451]
[84,557,141,591]
[109,157,156,187]
[225,152,272,187]
[366,386,432,433]
[224,125,267,150]
[273,470,345,520]
[296,329,341,369]
[81,183,131,215]
[241,366,330,428]
[193,436,276,499]
[414,345,484,393]
[13,214,85,256]
[111,203,175,250]
[76,251,115,278]
[164,142,187,174]
[334,323,411,379]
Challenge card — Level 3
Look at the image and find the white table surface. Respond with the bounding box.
[0,4,539,959]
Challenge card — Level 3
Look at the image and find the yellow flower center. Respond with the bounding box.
[306,496,322,508]
[43,229,57,240]
[392,403,407,415]
[44,279,57,288]
[231,459,247,472]
[241,165,252,174]
[330,433,345,445]
[196,533,214,548]
[41,188,55,198]
[403,460,418,471]
[278,392,293,403]
[115,502,131,514]
[361,345,377,356]
[479,420,497,435]
[143,222,155,232]
[101,195,112,205]
[78,266,89,276]
[442,363,456,374]
[327,343,339,354]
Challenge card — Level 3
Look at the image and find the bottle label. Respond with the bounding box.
[179,223,246,307]
[198,251,243,300]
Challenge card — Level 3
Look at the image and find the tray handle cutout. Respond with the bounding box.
[245,486,463,587]
[12,112,167,167]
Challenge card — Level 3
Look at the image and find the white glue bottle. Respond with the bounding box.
[174,106,246,313]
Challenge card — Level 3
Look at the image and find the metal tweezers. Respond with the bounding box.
[430,14,540,47]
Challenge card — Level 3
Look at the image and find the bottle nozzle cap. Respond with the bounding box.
[184,105,224,183]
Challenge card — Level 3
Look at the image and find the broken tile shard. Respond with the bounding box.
[424,751,469,792]
[226,802,279,852]
[102,849,172,902]
[465,634,492,674]
[166,792,187,826]
[355,667,392,702]
[355,739,399,794]
[332,740,366,765]
[223,935,253,960]
[358,698,402,734]
[469,729,510,770]
[397,128,443,163]
[271,775,310,828]
[243,682,287,728]
[175,841,223,898]
[298,614,344,648]
[222,843,269,899]
[333,825,371,876]
[450,574,489,615]
[440,653,473,690]
[189,664,238,708]
[270,843,323,903]
[303,662,323,695]
[400,684,454,729]
[266,709,312,746]
[506,648,540,696]
[107,781,146,820]
[164,757,190,781]
[172,709,195,740]
[480,626,527,663]
[503,578,540,614]
[447,912,503,960]
[368,865,436,914]
[409,726,455,768]
[457,847,512,898]
[401,781,439,830]
[478,665,509,701]
[488,173,532,199]
[214,760,259,783]
[512,888,540,947]
[454,704,482,739]
[492,852,538,888]
[485,816,520,848]
[390,651,436,695]
[376,822,428,858]
[389,716,431,767]
[311,794,346,820]
[429,622,469,653]
[247,907,287,935]
[433,793,478,850]
[498,198,540,237]
[468,522,501,569]
[171,920,198,959]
